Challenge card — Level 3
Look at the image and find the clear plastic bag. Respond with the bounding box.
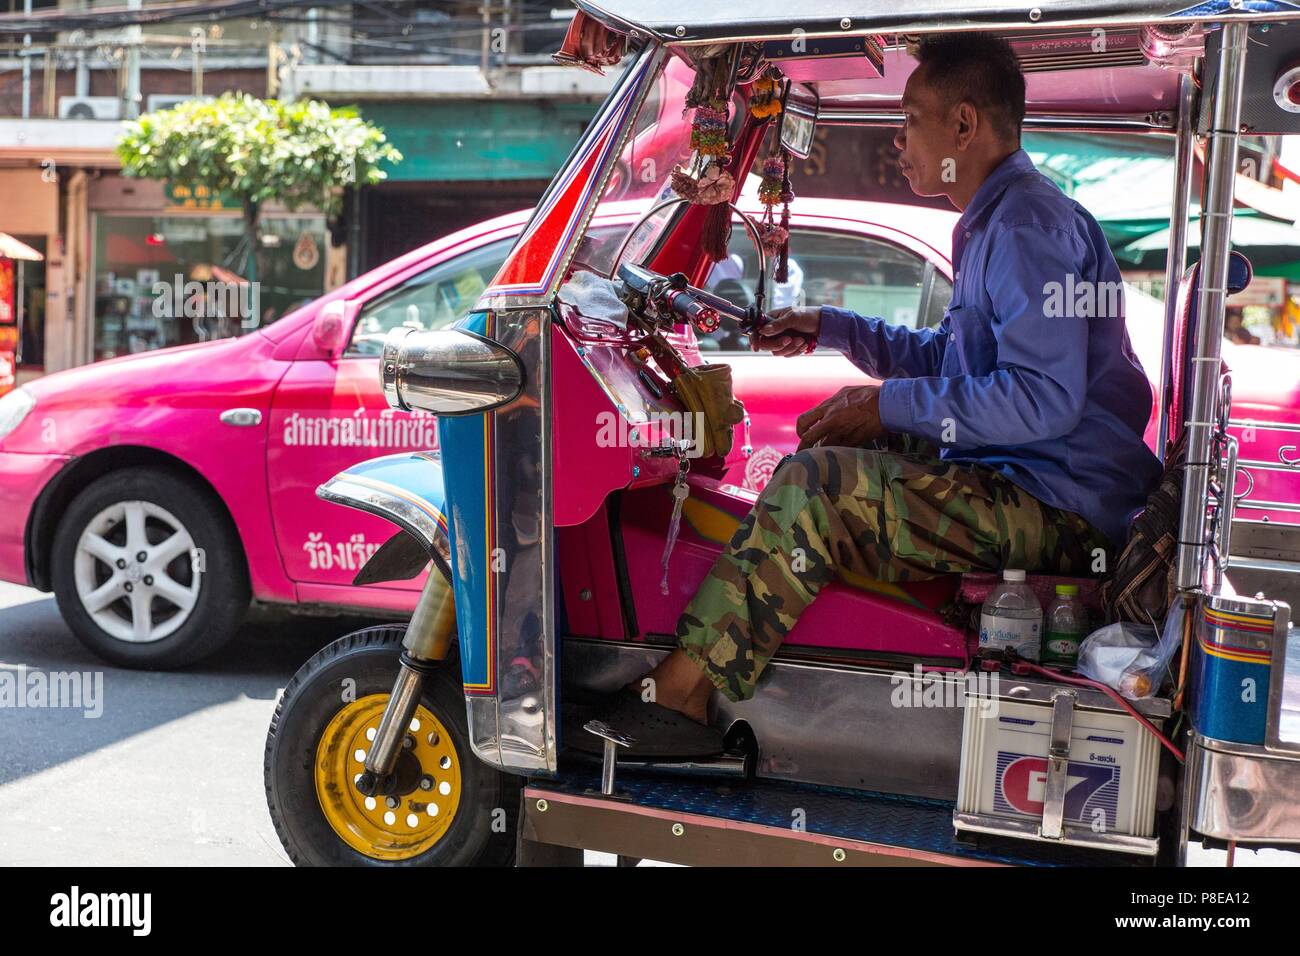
[1076,600,1186,700]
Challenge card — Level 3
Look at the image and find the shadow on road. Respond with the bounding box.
[0,591,388,786]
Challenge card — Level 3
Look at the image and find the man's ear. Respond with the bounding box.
[954,101,979,151]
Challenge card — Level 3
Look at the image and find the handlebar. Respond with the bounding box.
[664,288,723,330]
[617,262,817,353]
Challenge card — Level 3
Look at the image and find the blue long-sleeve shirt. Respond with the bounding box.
[818,149,1161,546]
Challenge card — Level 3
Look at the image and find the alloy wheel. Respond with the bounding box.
[72,500,202,644]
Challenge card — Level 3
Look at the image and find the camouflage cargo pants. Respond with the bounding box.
[676,442,1109,702]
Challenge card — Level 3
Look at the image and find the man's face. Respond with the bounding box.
[894,66,959,198]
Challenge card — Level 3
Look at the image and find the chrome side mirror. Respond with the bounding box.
[381,326,524,415]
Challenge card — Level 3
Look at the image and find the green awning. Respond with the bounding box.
[361,100,597,183]
[1256,261,1300,282]
[1117,212,1300,270]
[1024,132,1176,247]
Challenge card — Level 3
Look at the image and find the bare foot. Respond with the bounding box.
[626,649,713,725]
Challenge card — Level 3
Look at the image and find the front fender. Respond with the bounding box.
[316,451,452,581]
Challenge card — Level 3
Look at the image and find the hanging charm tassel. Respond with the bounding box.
[660,460,691,595]
[702,202,732,263]
[671,52,741,263]
[775,148,794,284]
[749,72,783,120]
[757,149,788,265]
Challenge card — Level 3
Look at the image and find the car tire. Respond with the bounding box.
[265,625,519,867]
[50,466,249,669]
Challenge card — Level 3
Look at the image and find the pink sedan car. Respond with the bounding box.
[0,198,961,668]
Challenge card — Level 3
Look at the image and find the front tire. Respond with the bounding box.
[265,625,519,866]
[51,466,249,669]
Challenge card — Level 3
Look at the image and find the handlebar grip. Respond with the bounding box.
[665,287,717,325]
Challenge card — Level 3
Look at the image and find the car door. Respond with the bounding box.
[266,236,516,599]
[699,224,953,491]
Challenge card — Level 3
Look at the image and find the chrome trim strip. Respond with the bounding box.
[1235,459,1300,474]
[1225,555,1300,575]
[1265,600,1299,756]
[1230,418,1300,434]
[316,474,452,580]
[1234,498,1300,514]
[1217,435,1239,575]
[952,812,1160,857]
[540,310,557,773]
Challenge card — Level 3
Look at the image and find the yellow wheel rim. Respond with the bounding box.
[314,694,462,861]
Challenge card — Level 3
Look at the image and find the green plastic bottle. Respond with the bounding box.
[1042,583,1087,669]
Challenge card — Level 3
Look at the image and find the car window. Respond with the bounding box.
[346,238,515,357]
[698,229,946,353]
[925,270,954,329]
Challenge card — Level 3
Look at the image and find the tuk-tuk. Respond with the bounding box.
[263,1,1300,867]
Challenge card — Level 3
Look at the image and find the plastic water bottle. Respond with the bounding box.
[1042,583,1087,669]
[979,569,1042,661]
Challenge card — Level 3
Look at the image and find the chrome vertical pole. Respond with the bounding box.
[1157,74,1196,462]
[1177,23,1248,592]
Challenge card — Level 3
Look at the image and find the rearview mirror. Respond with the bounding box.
[780,89,818,159]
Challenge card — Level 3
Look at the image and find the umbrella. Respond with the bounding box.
[1116,214,1300,271]
[0,233,43,261]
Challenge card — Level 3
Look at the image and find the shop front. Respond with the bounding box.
[86,174,331,363]
[0,168,59,387]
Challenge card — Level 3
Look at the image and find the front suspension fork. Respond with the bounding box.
[355,569,456,797]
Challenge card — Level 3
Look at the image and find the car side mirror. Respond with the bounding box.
[311,299,353,359]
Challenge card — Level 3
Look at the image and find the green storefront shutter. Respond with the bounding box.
[362,100,599,182]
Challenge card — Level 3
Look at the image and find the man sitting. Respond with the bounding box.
[599,32,1162,754]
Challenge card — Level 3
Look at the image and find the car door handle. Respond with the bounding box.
[220,408,263,427]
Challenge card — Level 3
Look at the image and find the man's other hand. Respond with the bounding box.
[752,306,821,356]
[796,385,886,450]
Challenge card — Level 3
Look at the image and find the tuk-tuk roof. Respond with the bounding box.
[575,0,1295,44]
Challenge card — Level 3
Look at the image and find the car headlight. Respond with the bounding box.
[0,388,36,442]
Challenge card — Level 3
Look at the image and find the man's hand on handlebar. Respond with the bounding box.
[752,306,821,356]
[796,385,886,451]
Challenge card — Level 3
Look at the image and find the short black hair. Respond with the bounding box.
[913,33,1026,142]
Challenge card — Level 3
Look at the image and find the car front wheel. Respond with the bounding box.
[51,467,249,668]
